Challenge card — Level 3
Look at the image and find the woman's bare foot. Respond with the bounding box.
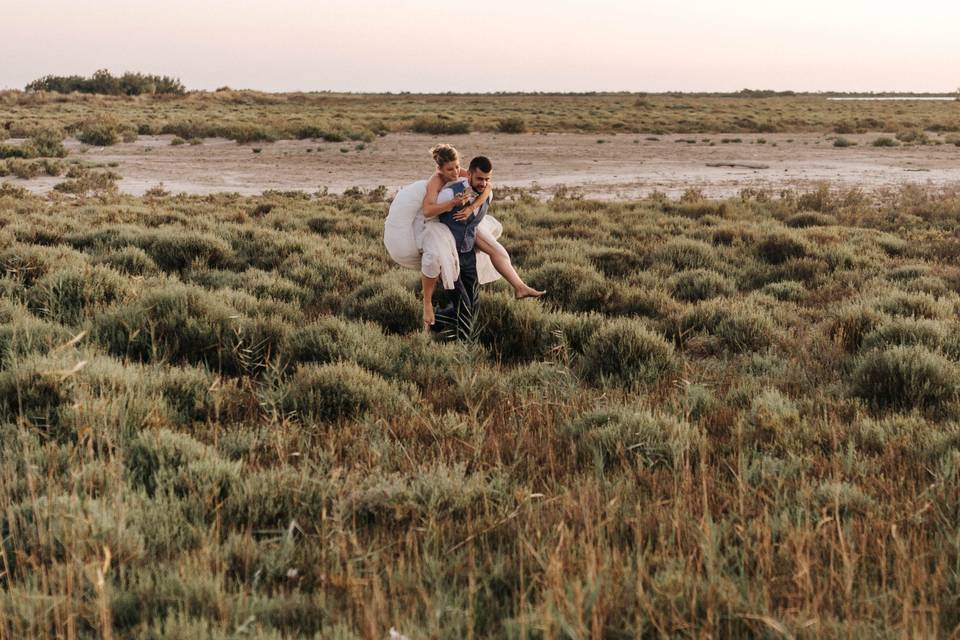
[515,285,546,300]
[423,304,436,332]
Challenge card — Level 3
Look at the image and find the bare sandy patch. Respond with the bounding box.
[6,132,960,199]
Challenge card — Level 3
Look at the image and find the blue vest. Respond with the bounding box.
[439,179,488,253]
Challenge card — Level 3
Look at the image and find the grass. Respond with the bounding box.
[0,182,960,637]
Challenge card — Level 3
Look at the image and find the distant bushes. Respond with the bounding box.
[784,211,836,228]
[25,69,185,96]
[872,136,899,147]
[411,117,471,135]
[76,119,122,146]
[496,117,527,134]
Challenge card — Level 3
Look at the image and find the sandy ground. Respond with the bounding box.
[7,132,960,199]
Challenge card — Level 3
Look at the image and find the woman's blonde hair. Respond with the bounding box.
[430,143,459,167]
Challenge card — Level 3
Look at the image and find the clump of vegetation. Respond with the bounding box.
[564,406,701,469]
[283,362,410,421]
[833,136,856,147]
[872,136,899,147]
[411,117,470,135]
[26,69,186,95]
[852,345,960,412]
[668,268,735,302]
[496,117,527,133]
[581,318,677,386]
[896,129,930,144]
[784,211,837,227]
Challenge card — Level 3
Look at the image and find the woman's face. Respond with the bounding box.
[438,159,460,183]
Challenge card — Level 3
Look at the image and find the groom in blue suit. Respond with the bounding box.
[433,155,493,339]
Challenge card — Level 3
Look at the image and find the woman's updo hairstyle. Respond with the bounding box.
[430,144,459,167]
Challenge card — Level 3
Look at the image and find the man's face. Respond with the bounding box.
[469,169,492,193]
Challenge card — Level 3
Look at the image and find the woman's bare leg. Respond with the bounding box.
[421,273,438,330]
[474,235,545,299]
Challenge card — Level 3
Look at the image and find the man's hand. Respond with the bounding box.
[452,206,473,222]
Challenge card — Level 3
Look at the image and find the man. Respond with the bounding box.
[432,155,494,339]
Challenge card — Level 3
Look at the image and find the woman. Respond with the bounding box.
[419,144,544,329]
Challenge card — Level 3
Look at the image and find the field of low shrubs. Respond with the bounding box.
[1,182,960,637]
[2,90,960,143]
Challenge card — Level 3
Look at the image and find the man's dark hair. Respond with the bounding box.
[468,156,492,172]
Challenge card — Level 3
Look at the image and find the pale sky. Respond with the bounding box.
[2,0,958,93]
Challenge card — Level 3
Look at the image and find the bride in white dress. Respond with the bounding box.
[384,144,544,330]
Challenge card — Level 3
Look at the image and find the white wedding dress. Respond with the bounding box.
[383,180,503,290]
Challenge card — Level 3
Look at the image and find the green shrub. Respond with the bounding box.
[679,300,776,353]
[833,137,855,147]
[411,117,471,135]
[873,291,949,320]
[342,463,505,525]
[91,246,159,276]
[861,318,950,354]
[341,279,420,334]
[0,355,75,432]
[127,428,241,516]
[581,318,677,386]
[497,117,527,134]
[896,129,929,144]
[761,280,805,302]
[852,345,960,412]
[224,467,333,530]
[139,229,233,272]
[668,269,734,302]
[552,311,604,355]
[28,128,67,158]
[527,261,609,311]
[872,136,899,147]
[92,282,243,370]
[0,310,72,369]
[564,406,701,469]
[283,362,410,422]
[829,302,885,352]
[149,365,215,424]
[651,238,717,270]
[2,495,145,574]
[478,292,558,362]
[756,232,808,264]
[5,159,43,179]
[784,211,837,227]
[813,481,874,517]
[589,248,646,278]
[27,265,130,325]
[76,120,120,146]
[744,389,804,454]
[283,315,396,374]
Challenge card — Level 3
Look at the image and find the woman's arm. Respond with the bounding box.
[421,175,466,218]
[451,182,493,221]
